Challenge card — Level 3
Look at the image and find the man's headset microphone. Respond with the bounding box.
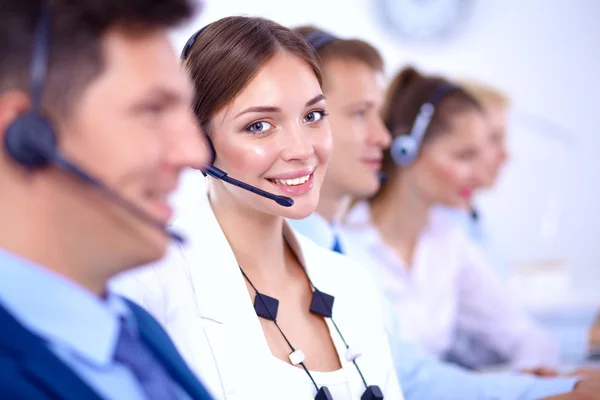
[4,13,294,247]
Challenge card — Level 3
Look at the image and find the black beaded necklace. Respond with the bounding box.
[239,244,384,400]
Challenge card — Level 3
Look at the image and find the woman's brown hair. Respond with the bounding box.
[183,16,323,135]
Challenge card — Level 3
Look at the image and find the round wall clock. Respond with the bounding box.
[377,0,473,42]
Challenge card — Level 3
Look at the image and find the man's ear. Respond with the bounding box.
[0,90,31,142]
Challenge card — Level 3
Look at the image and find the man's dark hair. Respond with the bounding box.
[293,26,384,73]
[0,0,197,118]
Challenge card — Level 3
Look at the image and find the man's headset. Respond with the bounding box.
[303,30,337,51]
[180,25,294,208]
[390,83,458,166]
[3,10,186,243]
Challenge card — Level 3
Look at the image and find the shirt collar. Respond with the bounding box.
[0,248,133,367]
[340,201,382,247]
[343,200,372,226]
[340,201,411,272]
[288,212,337,250]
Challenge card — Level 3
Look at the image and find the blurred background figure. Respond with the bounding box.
[429,79,515,369]
[455,79,600,367]
[446,77,600,370]
[460,80,510,190]
[434,79,511,280]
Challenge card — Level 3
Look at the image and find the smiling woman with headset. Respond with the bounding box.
[112,16,403,400]
[339,66,560,372]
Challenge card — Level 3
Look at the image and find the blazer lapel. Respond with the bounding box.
[0,305,103,400]
[172,192,273,397]
[174,194,239,325]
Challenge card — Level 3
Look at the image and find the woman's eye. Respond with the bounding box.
[456,150,476,161]
[303,110,326,123]
[143,103,166,116]
[245,121,273,133]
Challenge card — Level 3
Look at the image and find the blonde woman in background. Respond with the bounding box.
[458,79,600,370]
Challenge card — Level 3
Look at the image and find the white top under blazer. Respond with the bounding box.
[110,189,404,400]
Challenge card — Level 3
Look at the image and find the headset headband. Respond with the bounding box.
[179,24,216,169]
[180,25,209,60]
[427,82,458,108]
[407,82,459,142]
[31,10,51,113]
[304,30,337,51]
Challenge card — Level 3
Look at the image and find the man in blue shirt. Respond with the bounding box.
[0,1,214,399]
[290,26,600,400]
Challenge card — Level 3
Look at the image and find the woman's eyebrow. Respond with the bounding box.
[306,94,326,107]
[235,106,281,119]
[234,94,326,119]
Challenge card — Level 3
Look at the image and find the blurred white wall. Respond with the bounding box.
[170,0,600,301]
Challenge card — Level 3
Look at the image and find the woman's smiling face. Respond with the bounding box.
[208,50,332,219]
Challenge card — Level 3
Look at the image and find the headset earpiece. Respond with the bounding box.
[4,112,56,168]
[390,83,457,167]
[4,9,55,170]
[390,134,420,166]
[200,133,216,177]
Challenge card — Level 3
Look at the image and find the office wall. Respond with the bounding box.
[171,0,600,296]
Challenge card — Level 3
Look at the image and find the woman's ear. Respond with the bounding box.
[0,90,31,141]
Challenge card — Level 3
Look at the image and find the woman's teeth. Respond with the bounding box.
[270,174,311,186]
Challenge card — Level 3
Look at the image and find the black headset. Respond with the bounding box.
[4,10,56,169]
[3,9,186,243]
[303,30,337,51]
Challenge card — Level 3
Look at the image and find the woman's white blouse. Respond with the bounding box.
[339,201,559,369]
[110,194,404,400]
